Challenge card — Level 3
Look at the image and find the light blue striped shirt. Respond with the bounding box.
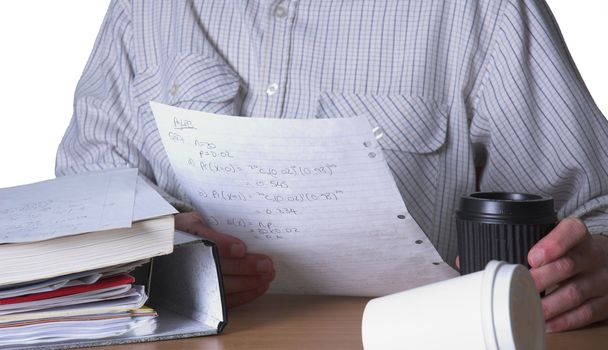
[56,0,608,263]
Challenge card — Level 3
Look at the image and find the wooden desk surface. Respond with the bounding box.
[98,294,607,350]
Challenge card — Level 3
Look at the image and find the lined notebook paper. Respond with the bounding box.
[151,101,458,296]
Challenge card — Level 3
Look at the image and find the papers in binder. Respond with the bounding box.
[151,101,458,296]
[0,167,238,349]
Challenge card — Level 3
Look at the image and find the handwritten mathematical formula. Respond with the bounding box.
[161,113,386,241]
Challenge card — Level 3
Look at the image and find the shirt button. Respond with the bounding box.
[170,83,179,96]
[266,83,279,96]
[274,4,288,18]
[372,126,384,139]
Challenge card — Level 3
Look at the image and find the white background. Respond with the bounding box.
[0,0,606,188]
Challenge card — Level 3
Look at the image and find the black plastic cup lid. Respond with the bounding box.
[456,192,556,224]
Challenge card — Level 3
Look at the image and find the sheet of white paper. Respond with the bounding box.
[0,168,138,243]
[0,259,146,294]
[0,285,134,315]
[0,317,156,346]
[0,274,102,300]
[0,317,134,336]
[132,177,178,221]
[151,102,458,296]
[0,286,148,324]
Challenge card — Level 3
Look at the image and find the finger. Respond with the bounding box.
[528,218,588,268]
[541,268,608,320]
[455,256,460,269]
[223,275,270,295]
[226,284,269,309]
[199,229,247,258]
[545,294,608,332]
[530,241,597,292]
[174,212,204,232]
[221,254,274,276]
[175,212,247,258]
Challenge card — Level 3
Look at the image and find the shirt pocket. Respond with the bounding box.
[317,92,448,154]
[133,52,241,115]
[316,92,448,234]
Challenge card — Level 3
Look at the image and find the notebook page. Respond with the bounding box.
[132,177,178,221]
[151,102,458,296]
[0,168,137,243]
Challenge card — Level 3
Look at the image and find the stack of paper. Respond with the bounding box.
[0,169,177,346]
[0,262,155,346]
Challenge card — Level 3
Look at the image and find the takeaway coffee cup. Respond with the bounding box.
[361,261,545,350]
[456,192,556,275]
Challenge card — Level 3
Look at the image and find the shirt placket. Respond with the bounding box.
[256,0,297,118]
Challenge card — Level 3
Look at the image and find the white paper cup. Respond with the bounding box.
[361,261,545,350]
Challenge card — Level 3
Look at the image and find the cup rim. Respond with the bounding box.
[456,192,556,224]
[480,261,545,350]
[469,192,547,202]
[481,260,503,350]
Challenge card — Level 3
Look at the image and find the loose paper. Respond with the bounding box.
[0,286,148,324]
[151,101,458,296]
[133,177,178,221]
[0,285,135,315]
[0,168,138,243]
[0,316,156,346]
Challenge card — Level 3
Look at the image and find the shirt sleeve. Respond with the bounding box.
[54,0,193,212]
[469,0,608,235]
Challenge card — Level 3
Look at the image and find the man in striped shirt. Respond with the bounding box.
[56,0,608,331]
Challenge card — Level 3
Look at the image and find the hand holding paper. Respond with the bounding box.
[174,211,275,308]
[151,101,458,296]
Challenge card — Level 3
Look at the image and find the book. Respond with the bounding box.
[0,217,174,287]
[0,169,177,288]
